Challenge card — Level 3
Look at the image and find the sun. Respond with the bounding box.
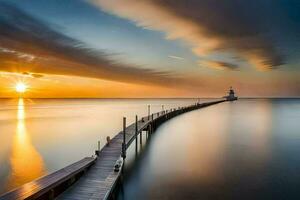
[15,82,27,93]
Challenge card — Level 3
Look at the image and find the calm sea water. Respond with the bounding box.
[118,99,300,200]
[0,98,199,194]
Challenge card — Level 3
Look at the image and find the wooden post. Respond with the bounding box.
[135,115,138,152]
[151,113,154,131]
[148,105,150,120]
[146,126,148,139]
[106,136,111,146]
[95,141,101,156]
[140,114,142,144]
[122,117,126,159]
[49,189,55,200]
[140,130,142,145]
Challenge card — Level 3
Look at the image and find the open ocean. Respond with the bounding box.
[0,98,199,194]
[1,98,300,199]
[117,99,300,200]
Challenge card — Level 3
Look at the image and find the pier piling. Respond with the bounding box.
[148,105,150,120]
[135,115,138,153]
[122,117,126,159]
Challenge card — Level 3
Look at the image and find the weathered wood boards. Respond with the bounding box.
[0,157,96,200]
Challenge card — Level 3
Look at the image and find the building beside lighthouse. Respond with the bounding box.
[224,87,238,101]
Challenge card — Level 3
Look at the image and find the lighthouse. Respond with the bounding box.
[224,87,238,101]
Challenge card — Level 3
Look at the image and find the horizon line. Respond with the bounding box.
[0,96,300,100]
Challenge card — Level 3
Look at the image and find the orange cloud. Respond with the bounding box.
[200,61,238,71]
[0,3,182,88]
[91,0,284,71]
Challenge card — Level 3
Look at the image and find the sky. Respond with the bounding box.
[0,0,299,98]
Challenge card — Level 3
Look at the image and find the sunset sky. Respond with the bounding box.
[0,0,299,98]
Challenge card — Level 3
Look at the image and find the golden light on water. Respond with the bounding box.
[5,99,46,190]
[15,82,27,93]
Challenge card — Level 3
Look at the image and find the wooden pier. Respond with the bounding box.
[0,100,226,200]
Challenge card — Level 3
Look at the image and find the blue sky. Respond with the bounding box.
[9,0,198,72]
[0,0,300,97]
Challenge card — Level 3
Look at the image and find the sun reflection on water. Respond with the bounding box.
[5,98,46,190]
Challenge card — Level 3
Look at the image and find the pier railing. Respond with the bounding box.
[0,99,226,200]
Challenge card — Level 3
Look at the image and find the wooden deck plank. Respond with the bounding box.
[0,157,96,200]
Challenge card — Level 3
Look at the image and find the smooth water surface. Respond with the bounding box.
[0,98,198,194]
[118,99,300,200]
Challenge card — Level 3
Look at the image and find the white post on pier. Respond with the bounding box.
[95,140,101,156]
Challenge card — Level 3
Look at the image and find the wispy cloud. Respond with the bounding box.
[200,61,239,71]
[91,0,290,71]
[168,55,184,60]
[0,2,182,87]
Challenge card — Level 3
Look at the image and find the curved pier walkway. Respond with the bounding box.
[0,100,226,200]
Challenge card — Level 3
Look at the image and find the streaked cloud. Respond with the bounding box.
[168,55,184,60]
[200,61,239,71]
[0,1,299,97]
[91,0,292,71]
[0,3,182,87]
[21,72,44,78]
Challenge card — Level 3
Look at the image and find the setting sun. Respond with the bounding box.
[15,82,27,93]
